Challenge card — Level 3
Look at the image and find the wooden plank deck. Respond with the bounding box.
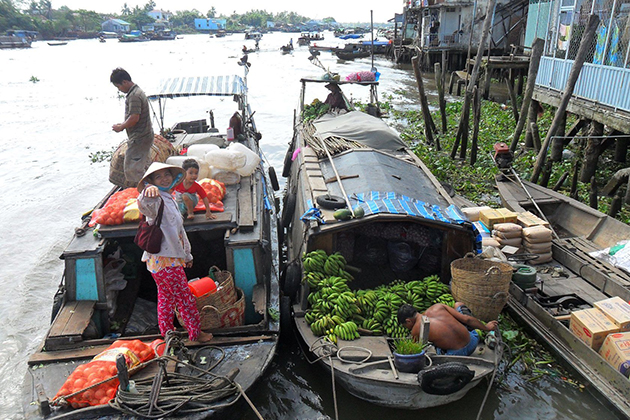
[45,301,95,350]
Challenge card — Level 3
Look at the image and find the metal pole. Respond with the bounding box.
[371,10,375,71]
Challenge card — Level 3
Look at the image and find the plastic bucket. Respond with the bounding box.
[189,277,217,297]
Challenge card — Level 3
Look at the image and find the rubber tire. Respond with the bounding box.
[316,194,346,210]
[282,261,302,300]
[417,362,475,395]
[282,145,293,178]
[281,191,296,229]
[268,166,280,191]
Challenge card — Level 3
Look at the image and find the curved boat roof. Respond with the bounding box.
[147,75,246,99]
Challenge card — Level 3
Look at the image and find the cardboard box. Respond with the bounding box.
[594,296,630,331]
[479,208,518,229]
[461,206,491,222]
[569,308,621,351]
[517,211,550,228]
[598,332,630,378]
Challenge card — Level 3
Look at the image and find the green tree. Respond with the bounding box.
[143,0,156,12]
[127,5,154,30]
[121,2,130,16]
[206,7,216,18]
[170,9,203,29]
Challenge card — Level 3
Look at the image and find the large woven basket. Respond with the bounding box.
[195,268,237,312]
[450,255,513,322]
[109,135,176,187]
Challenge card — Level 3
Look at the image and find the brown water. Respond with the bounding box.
[0,32,619,419]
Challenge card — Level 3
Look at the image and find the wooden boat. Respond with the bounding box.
[244,31,262,40]
[496,174,630,418]
[335,49,370,60]
[23,68,281,419]
[0,34,31,49]
[47,41,68,46]
[280,44,293,53]
[149,30,176,40]
[118,33,150,42]
[281,78,502,410]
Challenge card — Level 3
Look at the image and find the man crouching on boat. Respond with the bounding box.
[397,303,497,356]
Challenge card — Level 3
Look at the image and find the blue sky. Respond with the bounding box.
[52,1,402,23]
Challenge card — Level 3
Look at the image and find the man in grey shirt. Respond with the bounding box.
[111,68,154,186]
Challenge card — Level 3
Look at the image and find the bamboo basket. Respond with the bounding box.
[109,135,176,187]
[194,268,237,312]
[450,255,513,322]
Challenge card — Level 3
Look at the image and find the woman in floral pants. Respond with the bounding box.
[137,163,213,342]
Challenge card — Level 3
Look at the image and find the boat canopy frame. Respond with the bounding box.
[147,74,253,135]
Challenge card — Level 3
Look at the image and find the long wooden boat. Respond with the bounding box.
[0,34,31,48]
[335,49,370,60]
[281,78,502,410]
[23,67,281,419]
[497,174,630,418]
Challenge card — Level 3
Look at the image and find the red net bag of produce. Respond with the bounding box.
[199,178,226,203]
[53,339,155,408]
[89,188,139,227]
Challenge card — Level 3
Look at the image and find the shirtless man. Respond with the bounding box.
[397,303,498,356]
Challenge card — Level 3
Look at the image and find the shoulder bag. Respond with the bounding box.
[134,198,164,253]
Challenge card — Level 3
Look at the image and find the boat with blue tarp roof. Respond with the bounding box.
[280,75,500,410]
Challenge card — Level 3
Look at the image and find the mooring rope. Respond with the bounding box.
[475,327,505,420]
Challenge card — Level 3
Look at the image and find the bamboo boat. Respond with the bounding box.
[23,65,281,419]
[280,78,502,410]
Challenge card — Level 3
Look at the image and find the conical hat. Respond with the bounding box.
[137,162,185,193]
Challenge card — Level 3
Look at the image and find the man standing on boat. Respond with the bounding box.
[398,303,497,356]
[111,68,154,187]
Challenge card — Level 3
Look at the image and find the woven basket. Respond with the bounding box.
[109,135,177,187]
[195,268,237,312]
[450,254,513,322]
[177,287,245,330]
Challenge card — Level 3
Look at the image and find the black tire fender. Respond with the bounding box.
[417,362,475,395]
[281,191,296,229]
[316,194,346,210]
[282,261,302,300]
[282,145,294,178]
[268,166,280,191]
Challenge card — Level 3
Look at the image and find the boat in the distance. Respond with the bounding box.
[281,76,502,410]
[23,60,281,419]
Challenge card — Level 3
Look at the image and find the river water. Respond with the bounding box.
[0,32,619,419]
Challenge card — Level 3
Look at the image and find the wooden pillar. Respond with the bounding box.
[517,68,525,95]
[615,135,628,163]
[412,54,436,145]
[580,121,604,183]
[452,0,498,159]
[531,122,542,152]
[540,160,553,188]
[471,85,482,165]
[589,177,599,209]
[435,62,448,134]
[510,38,544,151]
[505,71,520,123]
[609,192,623,218]
[553,172,569,191]
[531,14,600,183]
[550,112,567,162]
[524,100,540,149]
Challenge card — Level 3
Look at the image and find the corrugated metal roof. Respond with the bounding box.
[147,76,246,99]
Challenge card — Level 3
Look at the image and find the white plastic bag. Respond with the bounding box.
[204,149,247,171]
[227,142,261,176]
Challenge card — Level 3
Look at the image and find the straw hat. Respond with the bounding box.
[137,162,185,193]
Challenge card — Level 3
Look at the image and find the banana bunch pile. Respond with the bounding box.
[302,249,457,344]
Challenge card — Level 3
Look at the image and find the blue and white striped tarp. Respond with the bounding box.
[147,76,246,99]
[350,191,481,253]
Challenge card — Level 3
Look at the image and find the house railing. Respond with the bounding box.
[536,56,630,112]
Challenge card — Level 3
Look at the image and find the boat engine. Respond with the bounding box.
[493,142,513,171]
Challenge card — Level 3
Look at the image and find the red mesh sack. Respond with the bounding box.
[53,339,155,408]
[89,188,139,227]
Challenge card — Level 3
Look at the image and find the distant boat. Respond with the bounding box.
[149,30,176,41]
[119,33,150,42]
[335,49,370,60]
[339,34,363,40]
[0,35,31,49]
[47,41,68,46]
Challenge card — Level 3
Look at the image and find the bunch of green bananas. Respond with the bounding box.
[383,315,410,339]
[334,321,359,341]
[434,293,456,306]
[310,315,336,336]
[324,252,348,277]
[361,318,383,335]
[303,271,326,288]
[302,250,328,274]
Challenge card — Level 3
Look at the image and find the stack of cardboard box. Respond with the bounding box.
[570,296,630,378]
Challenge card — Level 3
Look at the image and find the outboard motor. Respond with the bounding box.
[494,142,513,172]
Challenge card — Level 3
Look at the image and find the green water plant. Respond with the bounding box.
[394,337,426,355]
[30,75,39,83]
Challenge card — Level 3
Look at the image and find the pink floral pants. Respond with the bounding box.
[151,266,201,341]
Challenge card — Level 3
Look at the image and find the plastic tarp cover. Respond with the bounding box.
[313,111,407,152]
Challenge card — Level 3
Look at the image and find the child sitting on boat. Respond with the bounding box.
[174,158,217,220]
[398,303,497,356]
[137,162,213,343]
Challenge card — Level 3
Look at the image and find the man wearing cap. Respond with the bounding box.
[324,83,348,111]
[111,67,154,187]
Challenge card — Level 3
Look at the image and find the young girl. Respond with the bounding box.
[174,158,217,220]
[137,162,213,342]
